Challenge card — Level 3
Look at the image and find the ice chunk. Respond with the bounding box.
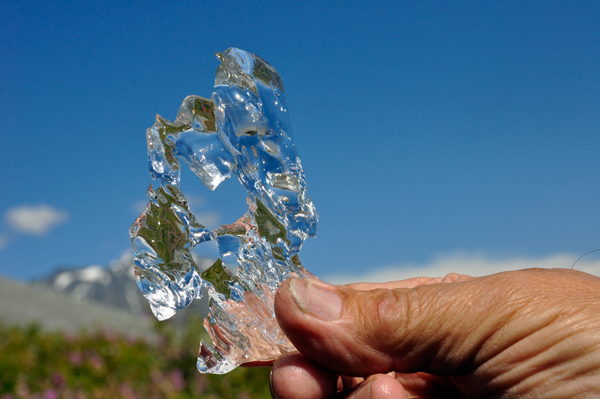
[129,48,318,374]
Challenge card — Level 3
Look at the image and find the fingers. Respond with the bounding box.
[270,352,407,399]
[270,352,337,399]
[345,273,473,291]
[275,273,488,377]
[274,268,600,380]
[340,374,407,399]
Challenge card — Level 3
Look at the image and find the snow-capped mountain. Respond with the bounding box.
[35,252,213,318]
[0,275,157,340]
[35,252,146,314]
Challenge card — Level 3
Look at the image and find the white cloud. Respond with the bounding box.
[323,251,600,285]
[132,199,150,215]
[185,194,206,208]
[5,205,68,235]
[194,212,220,228]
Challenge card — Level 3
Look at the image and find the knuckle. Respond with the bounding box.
[441,272,471,283]
[369,288,413,346]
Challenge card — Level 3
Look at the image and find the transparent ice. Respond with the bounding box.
[129,48,318,374]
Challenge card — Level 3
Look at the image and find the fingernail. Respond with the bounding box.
[269,367,278,399]
[289,278,342,321]
[351,380,372,399]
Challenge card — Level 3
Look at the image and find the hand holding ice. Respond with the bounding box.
[129,48,318,374]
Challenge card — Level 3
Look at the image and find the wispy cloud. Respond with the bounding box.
[132,199,150,215]
[185,194,206,208]
[323,252,600,285]
[5,205,69,235]
[194,212,220,228]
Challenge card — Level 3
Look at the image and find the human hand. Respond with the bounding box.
[270,269,600,398]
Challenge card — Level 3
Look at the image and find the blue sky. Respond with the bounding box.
[1,1,600,281]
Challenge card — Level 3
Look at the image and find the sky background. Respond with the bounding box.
[1,1,600,282]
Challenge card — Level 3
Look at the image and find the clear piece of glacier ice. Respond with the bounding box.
[129,48,318,374]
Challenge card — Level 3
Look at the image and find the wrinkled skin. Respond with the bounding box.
[270,269,600,398]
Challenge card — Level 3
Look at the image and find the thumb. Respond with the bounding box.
[274,269,595,378]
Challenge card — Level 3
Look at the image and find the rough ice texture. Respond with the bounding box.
[129,48,318,374]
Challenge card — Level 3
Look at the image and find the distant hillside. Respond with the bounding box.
[34,252,212,318]
[34,252,150,315]
[0,276,157,341]
[1,252,213,338]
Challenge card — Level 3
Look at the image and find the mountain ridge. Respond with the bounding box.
[1,252,212,338]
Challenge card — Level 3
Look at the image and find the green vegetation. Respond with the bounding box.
[201,259,233,299]
[0,316,271,399]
